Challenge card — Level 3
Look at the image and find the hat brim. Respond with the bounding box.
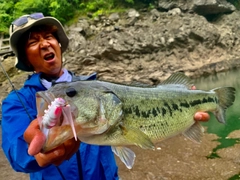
[10,17,69,71]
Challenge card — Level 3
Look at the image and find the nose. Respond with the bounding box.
[39,38,50,49]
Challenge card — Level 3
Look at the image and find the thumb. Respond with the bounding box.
[24,119,46,155]
[28,132,46,156]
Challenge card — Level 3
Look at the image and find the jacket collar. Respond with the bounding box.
[23,71,97,89]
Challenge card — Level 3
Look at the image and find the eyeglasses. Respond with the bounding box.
[12,12,44,27]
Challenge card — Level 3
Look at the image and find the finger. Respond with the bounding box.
[35,146,66,167]
[47,138,80,166]
[64,138,81,160]
[28,132,46,156]
[191,85,197,90]
[194,112,210,121]
[53,159,65,166]
[23,119,40,143]
[23,119,46,155]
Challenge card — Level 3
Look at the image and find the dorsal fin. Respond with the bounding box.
[159,72,193,88]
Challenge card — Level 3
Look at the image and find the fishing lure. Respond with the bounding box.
[41,98,66,129]
[39,97,77,141]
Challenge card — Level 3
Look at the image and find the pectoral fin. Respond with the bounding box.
[183,122,204,143]
[112,146,136,169]
[119,125,155,150]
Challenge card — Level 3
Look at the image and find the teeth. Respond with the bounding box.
[44,53,54,60]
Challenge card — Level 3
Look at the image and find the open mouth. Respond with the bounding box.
[36,91,55,117]
[44,53,55,61]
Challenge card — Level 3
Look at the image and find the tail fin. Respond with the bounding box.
[213,87,235,124]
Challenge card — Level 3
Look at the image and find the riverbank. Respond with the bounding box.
[2,126,240,179]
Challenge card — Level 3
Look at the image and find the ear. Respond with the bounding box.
[59,43,61,47]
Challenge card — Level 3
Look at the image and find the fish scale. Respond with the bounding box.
[99,84,218,143]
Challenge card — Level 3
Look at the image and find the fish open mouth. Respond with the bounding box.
[36,91,56,117]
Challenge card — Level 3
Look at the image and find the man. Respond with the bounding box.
[1,13,118,180]
[1,13,209,180]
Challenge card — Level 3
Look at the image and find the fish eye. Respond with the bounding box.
[65,87,77,97]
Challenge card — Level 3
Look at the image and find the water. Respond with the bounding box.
[195,69,240,179]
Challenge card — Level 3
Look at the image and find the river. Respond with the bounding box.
[195,69,240,179]
[195,69,240,155]
[1,70,240,179]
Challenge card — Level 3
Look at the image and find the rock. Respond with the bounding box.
[158,0,193,11]
[2,7,240,95]
[157,0,235,15]
[193,0,236,15]
[168,8,182,15]
[127,9,140,18]
[62,9,240,85]
[109,13,120,22]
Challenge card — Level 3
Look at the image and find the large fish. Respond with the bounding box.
[36,72,235,169]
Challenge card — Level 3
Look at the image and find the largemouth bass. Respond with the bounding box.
[36,72,235,169]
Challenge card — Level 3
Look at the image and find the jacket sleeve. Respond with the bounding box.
[1,90,45,173]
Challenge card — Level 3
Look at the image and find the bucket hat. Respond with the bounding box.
[9,12,69,71]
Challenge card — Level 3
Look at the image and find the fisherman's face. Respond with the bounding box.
[25,31,63,77]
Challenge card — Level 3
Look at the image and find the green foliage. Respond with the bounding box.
[79,0,116,16]
[49,0,75,23]
[125,0,134,4]
[1,0,238,35]
[13,0,78,23]
[14,0,50,18]
[0,0,156,34]
[227,0,240,10]
[0,1,13,33]
[77,0,149,17]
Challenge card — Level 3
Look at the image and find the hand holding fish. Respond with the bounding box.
[24,119,80,167]
[194,112,210,121]
[191,85,210,122]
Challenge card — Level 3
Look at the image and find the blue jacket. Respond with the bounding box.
[1,72,119,180]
